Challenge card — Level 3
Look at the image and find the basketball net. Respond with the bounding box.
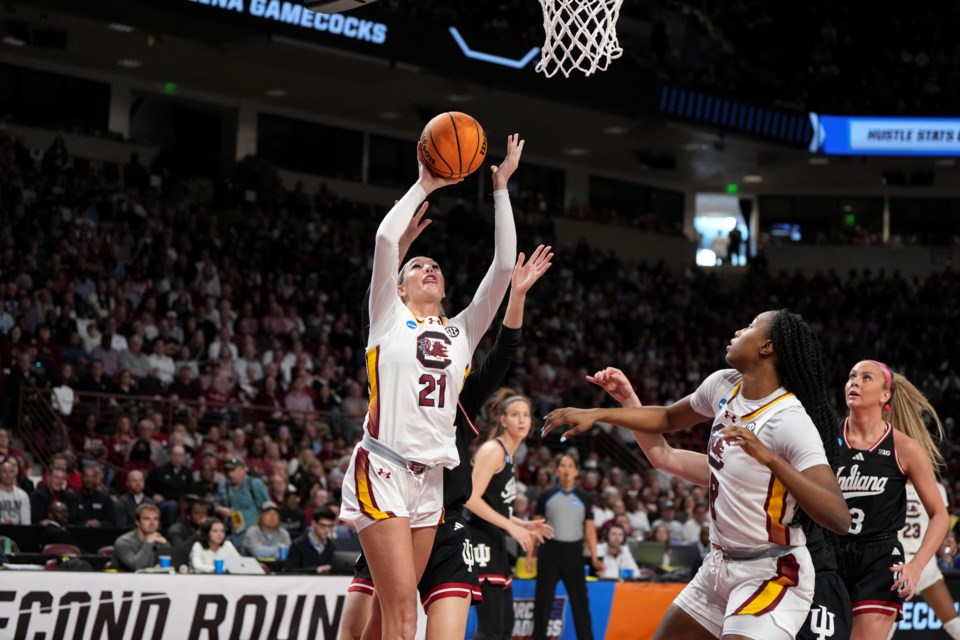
[536,0,624,78]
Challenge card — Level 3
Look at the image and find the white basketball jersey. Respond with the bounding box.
[364,294,479,468]
[691,369,829,554]
[363,185,515,469]
[900,481,948,558]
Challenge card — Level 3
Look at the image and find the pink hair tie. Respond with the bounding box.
[867,359,893,411]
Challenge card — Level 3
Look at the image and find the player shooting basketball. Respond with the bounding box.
[338,135,523,640]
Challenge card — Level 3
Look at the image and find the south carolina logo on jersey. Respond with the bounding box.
[708,429,727,470]
[417,331,452,369]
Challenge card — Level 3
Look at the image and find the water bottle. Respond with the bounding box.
[278,545,288,561]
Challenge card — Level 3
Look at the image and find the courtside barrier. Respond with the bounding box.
[0,571,955,639]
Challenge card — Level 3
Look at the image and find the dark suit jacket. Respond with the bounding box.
[283,533,335,574]
[115,493,155,530]
[31,486,77,523]
[38,520,78,549]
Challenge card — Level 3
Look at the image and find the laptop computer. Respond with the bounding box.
[667,544,702,570]
[630,541,701,570]
[331,550,360,576]
[165,543,192,570]
[629,541,670,568]
[223,557,266,575]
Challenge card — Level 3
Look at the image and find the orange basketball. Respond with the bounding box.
[418,112,487,180]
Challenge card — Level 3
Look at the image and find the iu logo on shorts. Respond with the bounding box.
[809,605,836,639]
[462,540,475,572]
[472,543,492,568]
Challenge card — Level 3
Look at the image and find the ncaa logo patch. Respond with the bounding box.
[406,320,417,329]
[445,326,460,338]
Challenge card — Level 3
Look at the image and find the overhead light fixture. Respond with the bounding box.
[603,126,627,135]
[446,94,473,103]
[682,141,711,151]
[117,58,143,68]
[265,89,288,97]
[1,36,25,47]
[564,147,589,157]
[808,157,829,166]
[378,111,401,120]
[934,158,956,167]
[108,23,135,33]
[742,175,763,184]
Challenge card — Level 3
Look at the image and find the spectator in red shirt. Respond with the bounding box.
[253,375,284,421]
[34,325,62,372]
[202,373,234,423]
[108,415,136,468]
[246,437,274,479]
[118,438,157,494]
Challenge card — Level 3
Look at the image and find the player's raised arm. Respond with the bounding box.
[368,160,459,338]
[588,367,710,487]
[458,134,521,347]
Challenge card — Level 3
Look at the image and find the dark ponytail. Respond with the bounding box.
[770,309,841,539]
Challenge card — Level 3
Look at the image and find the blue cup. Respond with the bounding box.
[620,568,634,581]
[214,558,225,574]
[159,555,171,569]
[278,545,288,561]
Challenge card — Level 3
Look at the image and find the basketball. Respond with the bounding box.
[418,112,487,180]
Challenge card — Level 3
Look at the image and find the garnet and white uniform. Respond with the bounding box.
[675,369,828,640]
[836,420,907,619]
[900,481,949,592]
[349,323,523,609]
[341,184,515,532]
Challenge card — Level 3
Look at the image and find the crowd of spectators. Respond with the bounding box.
[0,129,958,577]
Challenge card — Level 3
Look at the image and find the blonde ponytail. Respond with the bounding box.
[477,388,518,444]
[885,373,945,472]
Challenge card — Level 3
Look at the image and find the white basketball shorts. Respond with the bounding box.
[340,442,444,533]
[674,545,815,640]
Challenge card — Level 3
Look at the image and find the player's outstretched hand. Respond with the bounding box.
[508,522,537,555]
[417,157,462,195]
[512,245,553,296]
[523,519,555,543]
[587,367,641,407]
[542,407,601,442]
[491,133,524,190]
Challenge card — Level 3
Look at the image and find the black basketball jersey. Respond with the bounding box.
[837,420,906,539]
[475,438,516,528]
[443,412,479,513]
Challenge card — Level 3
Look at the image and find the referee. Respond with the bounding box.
[529,454,601,640]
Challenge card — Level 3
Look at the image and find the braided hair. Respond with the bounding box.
[769,309,841,537]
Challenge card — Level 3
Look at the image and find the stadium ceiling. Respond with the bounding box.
[4,0,960,195]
